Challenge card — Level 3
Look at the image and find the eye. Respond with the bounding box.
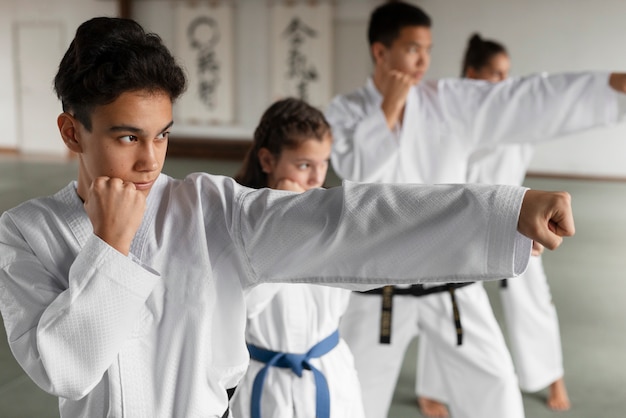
[156,131,170,141]
[119,135,137,143]
[297,163,310,170]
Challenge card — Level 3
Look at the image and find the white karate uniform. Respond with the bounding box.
[327,73,617,418]
[339,282,520,418]
[0,173,532,418]
[329,74,616,185]
[500,256,564,392]
[416,146,565,400]
[472,143,565,392]
[231,284,364,418]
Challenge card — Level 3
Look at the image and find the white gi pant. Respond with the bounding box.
[416,257,563,402]
[340,283,523,418]
[500,255,564,391]
[465,143,565,393]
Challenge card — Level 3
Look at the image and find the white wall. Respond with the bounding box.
[4,0,626,177]
[135,0,626,178]
[0,0,116,155]
[133,0,376,139]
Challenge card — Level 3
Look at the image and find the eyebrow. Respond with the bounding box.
[108,120,174,135]
[294,157,330,163]
[406,41,432,48]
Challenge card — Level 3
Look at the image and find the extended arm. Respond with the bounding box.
[445,72,619,147]
[233,180,573,289]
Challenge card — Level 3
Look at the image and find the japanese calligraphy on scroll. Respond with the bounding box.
[270,2,333,108]
[174,1,235,124]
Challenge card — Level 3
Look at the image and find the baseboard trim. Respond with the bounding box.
[0,147,19,154]
[167,137,251,161]
[526,171,626,183]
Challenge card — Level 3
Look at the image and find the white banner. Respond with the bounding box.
[270,2,333,108]
[174,1,235,125]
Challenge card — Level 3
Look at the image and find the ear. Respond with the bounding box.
[371,42,388,67]
[57,112,83,153]
[257,148,275,174]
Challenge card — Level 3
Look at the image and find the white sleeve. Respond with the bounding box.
[326,94,400,182]
[0,218,160,400]
[440,72,619,146]
[232,182,532,290]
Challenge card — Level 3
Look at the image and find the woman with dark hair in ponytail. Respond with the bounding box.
[461,33,510,82]
[416,33,571,415]
[230,98,366,418]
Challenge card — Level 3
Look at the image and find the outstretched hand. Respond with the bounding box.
[609,73,626,93]
[531,240,545,257]
[518,189,574,250]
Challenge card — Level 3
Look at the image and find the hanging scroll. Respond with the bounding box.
[270,1,333,108]
[174,1,235,124]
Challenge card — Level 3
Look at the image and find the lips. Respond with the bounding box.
[133,180,155,190]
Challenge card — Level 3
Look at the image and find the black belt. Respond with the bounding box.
[221,387,237,418]
[357,283,474,346]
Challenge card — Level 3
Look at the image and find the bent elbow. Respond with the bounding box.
[40,359,104,401]
[46,373,100,401]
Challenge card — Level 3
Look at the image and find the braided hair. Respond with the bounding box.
[235,98,331,189]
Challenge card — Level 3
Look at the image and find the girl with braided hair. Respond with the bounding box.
[230,97,366,418]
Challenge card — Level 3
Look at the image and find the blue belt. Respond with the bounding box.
[248,329,340,418]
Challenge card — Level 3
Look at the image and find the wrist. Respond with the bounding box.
[381,101,403,130]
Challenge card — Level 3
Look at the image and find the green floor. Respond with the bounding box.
[1,155,625,417]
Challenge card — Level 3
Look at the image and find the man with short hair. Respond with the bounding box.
[327,2,623,418]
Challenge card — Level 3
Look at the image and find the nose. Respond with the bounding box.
[136,142,159,172]
[418,53,429,68]
[309,166,326,187]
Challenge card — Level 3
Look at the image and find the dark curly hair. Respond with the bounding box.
[54,17,186,131]
[368,1,431,47]
[235,98,331,189]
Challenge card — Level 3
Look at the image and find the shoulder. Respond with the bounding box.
[0,183,81,265]
[2,182,78,229]
[425,77,480,95]
[326,85,372,120]
[162,172,254,211]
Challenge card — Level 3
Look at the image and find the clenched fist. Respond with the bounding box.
[84,176,147,255]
